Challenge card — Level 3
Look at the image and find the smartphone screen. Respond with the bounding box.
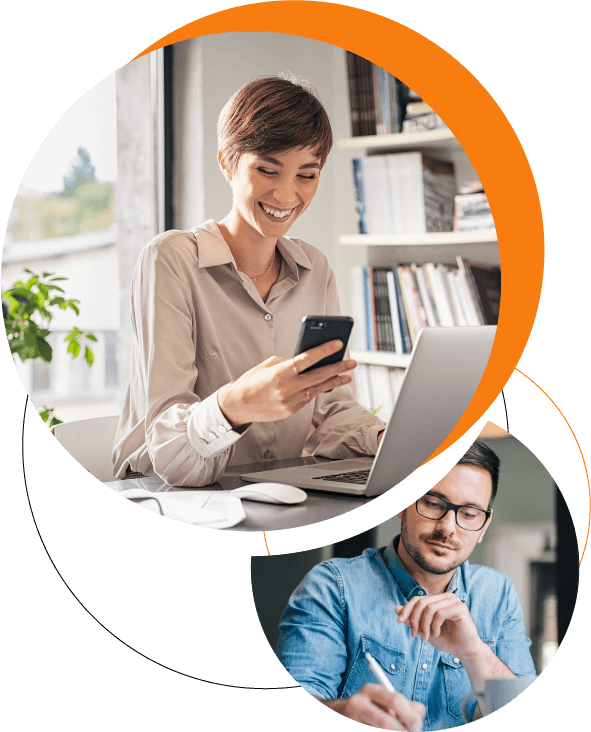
[293,315,354,373]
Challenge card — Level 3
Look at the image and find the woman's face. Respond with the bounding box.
[226,146,321,242]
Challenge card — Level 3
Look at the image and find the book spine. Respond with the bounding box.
[351,159,367,234]
[375,269,395,352]
[346,51,360,137]
[455,255,485,325]
[425,262,455,326]
[396,266,418,347]
[360,56,377,136]
[402,265,427,342]
[349,266,368,350]
[447,268,469,326]
[363,266,377,350]
[394,268,412,354]
[385,270,404,354]
[411,263,437,327]
[437,264,463,325]
[373,64,385,136]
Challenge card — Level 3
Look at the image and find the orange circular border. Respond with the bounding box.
[133,1,544,458]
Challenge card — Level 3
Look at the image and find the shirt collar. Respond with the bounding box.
[190,219,313,276]
[383,535,467,601]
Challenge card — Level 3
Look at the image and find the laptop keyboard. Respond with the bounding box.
[313,468,371,485]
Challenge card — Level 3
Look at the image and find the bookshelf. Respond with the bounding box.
[339,66,500,416]
[338,128,460,152]
[340,230,498,247]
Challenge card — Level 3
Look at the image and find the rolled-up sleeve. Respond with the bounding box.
[114,238,246,486]
[276,562,348,699]
[496,579,537,677]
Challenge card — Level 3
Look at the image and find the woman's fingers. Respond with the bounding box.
[291,339,344,374]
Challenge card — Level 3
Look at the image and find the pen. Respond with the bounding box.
[364,651,396,692]
[364,652,423,732]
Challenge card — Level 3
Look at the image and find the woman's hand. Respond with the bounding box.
[218,340,356,427]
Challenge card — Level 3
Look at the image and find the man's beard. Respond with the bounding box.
[400,516,464,575]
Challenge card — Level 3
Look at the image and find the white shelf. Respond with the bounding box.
[340,231,497,247]
[338,129,460,151]
[350,350,411,368]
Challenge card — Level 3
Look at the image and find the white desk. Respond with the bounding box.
[104,456,373,531]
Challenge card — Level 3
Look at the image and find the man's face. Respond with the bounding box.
[398,465,493,576]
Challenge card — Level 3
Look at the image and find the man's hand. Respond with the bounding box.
[395,593,516,712]
[318,685,426,731]
[395,593,483,659]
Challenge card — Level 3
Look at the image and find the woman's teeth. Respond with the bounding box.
[260,203,293,219]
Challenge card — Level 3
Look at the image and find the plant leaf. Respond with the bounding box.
[36,337,53,362]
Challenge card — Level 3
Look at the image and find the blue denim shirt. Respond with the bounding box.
[277,538,536,730]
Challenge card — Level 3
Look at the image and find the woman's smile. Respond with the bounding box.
[258,201,296,222]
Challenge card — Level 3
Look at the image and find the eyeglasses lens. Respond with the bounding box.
[417,496,486,531]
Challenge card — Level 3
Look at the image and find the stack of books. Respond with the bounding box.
[352,152,456,235]
[402,100,446,133]
[345,51,449,138]
[349,258,501,355]
[345,51,407,136]
[454,191,495,231]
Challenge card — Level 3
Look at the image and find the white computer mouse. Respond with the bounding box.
[231,482,307,505]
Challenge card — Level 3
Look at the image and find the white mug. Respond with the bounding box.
[461,677,536,721]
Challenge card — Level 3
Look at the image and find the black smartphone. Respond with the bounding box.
[293,315,354,373]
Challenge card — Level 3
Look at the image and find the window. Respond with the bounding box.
[2,74,120,423]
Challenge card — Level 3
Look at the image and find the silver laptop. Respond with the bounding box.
[241,326,496,496]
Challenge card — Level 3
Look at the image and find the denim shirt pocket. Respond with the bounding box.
[440,640,496,719]
[341,636,406,699]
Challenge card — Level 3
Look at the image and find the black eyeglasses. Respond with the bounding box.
[416,493,491,531]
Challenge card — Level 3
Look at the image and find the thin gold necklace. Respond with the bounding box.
[238,249,277,282]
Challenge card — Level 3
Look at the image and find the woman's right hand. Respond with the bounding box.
[217,340,356,427]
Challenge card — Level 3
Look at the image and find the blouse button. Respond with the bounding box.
[264,313,272,321]
[198,438,207,446]
[422,663,428,670]
[219,425,227,433]
[209,431,217,439]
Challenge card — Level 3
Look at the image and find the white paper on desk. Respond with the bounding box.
[118,488,246,529]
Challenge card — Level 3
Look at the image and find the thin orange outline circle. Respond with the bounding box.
[515,369,590,566]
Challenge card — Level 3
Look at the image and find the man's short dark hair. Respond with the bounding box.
[458,440,500,506]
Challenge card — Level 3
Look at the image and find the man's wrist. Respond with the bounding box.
[456,638,489,665]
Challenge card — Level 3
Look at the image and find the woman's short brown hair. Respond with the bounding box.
[217,75,333,174]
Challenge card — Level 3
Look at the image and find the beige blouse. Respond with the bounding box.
[113,220,385,486]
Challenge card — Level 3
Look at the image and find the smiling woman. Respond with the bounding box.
[112,75,385,487]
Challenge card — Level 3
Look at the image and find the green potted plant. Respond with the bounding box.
[2,269,97,427]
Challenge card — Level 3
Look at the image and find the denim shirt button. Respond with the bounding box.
[453,658,459,665]
[418,590,424,595]
[390,664,396,671]
[422,663,428,670]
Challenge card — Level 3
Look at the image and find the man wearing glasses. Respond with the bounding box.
[276,441,536,730]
